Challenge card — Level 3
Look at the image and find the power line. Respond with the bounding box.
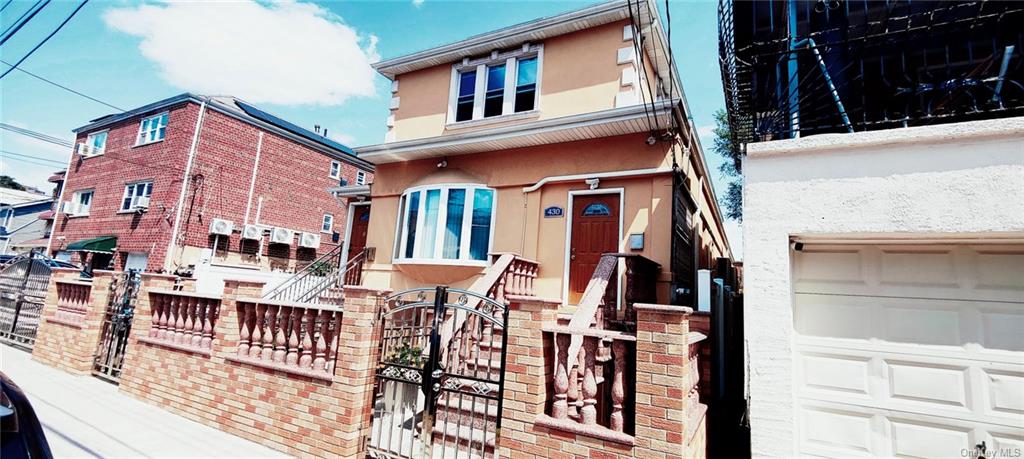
[0,0,14,14]
[0,0,49,47]
[0,59,123,111]
[0,149,66,166]
[0,123,73,148]
[1,154,65,169]
[0,0,89,81]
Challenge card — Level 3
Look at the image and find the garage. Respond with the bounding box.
[791,243,1024,457]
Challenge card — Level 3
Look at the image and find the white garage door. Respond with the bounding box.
[792,243,1024,458]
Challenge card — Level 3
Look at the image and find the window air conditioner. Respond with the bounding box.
[209,218,234,236]
[60,201,74,215]
[298,232,320,248]
[133,196,150,211]
[241,224,263,240]
[270,227,293,245]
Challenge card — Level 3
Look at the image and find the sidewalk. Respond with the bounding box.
[0,345,289,458]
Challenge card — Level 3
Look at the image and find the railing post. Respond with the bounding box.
[552,332,570,419]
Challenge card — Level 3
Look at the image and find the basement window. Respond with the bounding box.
[394,184,495,263]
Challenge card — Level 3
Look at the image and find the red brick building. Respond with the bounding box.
[47,93,373,278]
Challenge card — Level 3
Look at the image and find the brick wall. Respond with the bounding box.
[32,269,115,375]
[53,100,373,273]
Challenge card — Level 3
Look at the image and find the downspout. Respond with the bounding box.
[163,100,208,273]
[45,148,76,255]
[243,132,264,225]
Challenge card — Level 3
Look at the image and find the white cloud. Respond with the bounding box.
[695,124,715,138]
[104,1,379,106]
[412,0,425,7]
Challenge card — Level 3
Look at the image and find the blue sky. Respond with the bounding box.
[0,0,740,255]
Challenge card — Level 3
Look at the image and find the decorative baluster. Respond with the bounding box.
[158,295,173,340]
[552,333,570,419]
[273,306,289,363]
[568,347,581,420]
[312,310,328,372]
[201,300,215,349]
[149,296,162,337]
[237,304,252,356]
[325,311,341,373]
[261,304,277,361]
[299,308,314,368]
[285,307,300,366]
[174,297,187,343]
[182,297,195,344]
[610,339,626,432]
[580,337,598,425]
[249,304,265,358]
[190,299,204,347]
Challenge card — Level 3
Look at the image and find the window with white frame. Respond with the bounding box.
[136,113,168,145]
[329,161,341,179]
[71,190,93,216]
[356,170,367,186]
[394,184,495,263]
[322,213,333,233]
[121,181,153,211]
[451,45,541,123]
[83,131,107,156]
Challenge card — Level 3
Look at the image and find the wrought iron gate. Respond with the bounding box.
[92,270,141,383]
[368,286,509,459]
[0,253,52,349]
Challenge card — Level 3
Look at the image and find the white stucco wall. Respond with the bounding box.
[741,117,1024,457]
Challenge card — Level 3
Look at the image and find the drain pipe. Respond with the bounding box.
[164,100,208,273]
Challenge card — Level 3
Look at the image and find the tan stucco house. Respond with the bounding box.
[351,0,731,308]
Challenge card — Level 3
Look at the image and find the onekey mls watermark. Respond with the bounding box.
[962,441,1022,459]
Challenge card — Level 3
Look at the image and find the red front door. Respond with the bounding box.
[568,194,619,304]
[348,205,370,261]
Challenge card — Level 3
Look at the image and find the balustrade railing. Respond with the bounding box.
[264,246,367,306]
[540,325,635,443]
[138,290,221,355]
[226,299,342,380]
[50,280,93,327]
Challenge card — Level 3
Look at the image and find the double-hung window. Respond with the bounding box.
[356,170,367,186]
[136,113,168,145]
[329,161,341,179]
[450,45,541,123]
[121,181,153,211]
[394,184,495,263]
[322,213,333,233]
[83,131,107,156]
[71,190,93,216]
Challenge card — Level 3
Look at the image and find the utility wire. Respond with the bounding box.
[0,0,49,47]
[0,0,14,14]
[0,59,123,111]
[2,154,66,168]
[0,0,89,81]
[0,149,66,166]
[0,123,73,148]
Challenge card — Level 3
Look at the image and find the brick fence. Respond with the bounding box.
[27,275,707,458]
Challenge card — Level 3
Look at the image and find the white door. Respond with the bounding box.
[791,243,1024,458]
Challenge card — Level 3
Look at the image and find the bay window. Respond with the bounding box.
[395,184,495,263]
[449,44,541,124]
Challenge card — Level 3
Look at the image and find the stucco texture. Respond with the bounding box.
[741,118,1024,457]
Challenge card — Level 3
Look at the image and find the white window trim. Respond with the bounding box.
[120,181,153,212]
[446,44,543,127]
[322,213,334,233]
[393,183,496,266]
[329,161,341,179]
[561,188,624,309]
[135,112,169,146]
[356,170,367,186]
[83,130,108,157]
[70,189,94,217]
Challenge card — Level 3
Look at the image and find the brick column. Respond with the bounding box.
[633,303,705,459]
[214,279,266,357]
[335,285,391,458]
[496,295,560,457]
[32,270,117,375]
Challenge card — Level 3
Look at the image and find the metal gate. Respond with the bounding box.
[368,286,509,459]
[0,253,52,349]
[92,270,141,383]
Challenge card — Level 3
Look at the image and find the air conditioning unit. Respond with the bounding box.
[298,232,320,248]
[209,218,233,236]
[59,201,74,215]
[133,196,150,211]
[75,143,93,156]
[270,227,293,245]
[241,224,263,240]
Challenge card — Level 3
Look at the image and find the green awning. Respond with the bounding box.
[66,235,116,254]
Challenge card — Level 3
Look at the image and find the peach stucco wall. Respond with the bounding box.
[358,133,730,305]
[389,20,635,142]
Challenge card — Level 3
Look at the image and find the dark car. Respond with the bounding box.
[0,372,53,459]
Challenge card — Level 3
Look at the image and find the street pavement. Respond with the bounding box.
[1,345,290,458]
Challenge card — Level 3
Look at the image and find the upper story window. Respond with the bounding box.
[70,190,93,216]
[81,131,107,157]
[121,181,153,211]
[394,184,495,263]
[329,160,341,179]
[450,44,542,124]
[136,113,168,146]
[322,213,333,233]
[356,170,367,186]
